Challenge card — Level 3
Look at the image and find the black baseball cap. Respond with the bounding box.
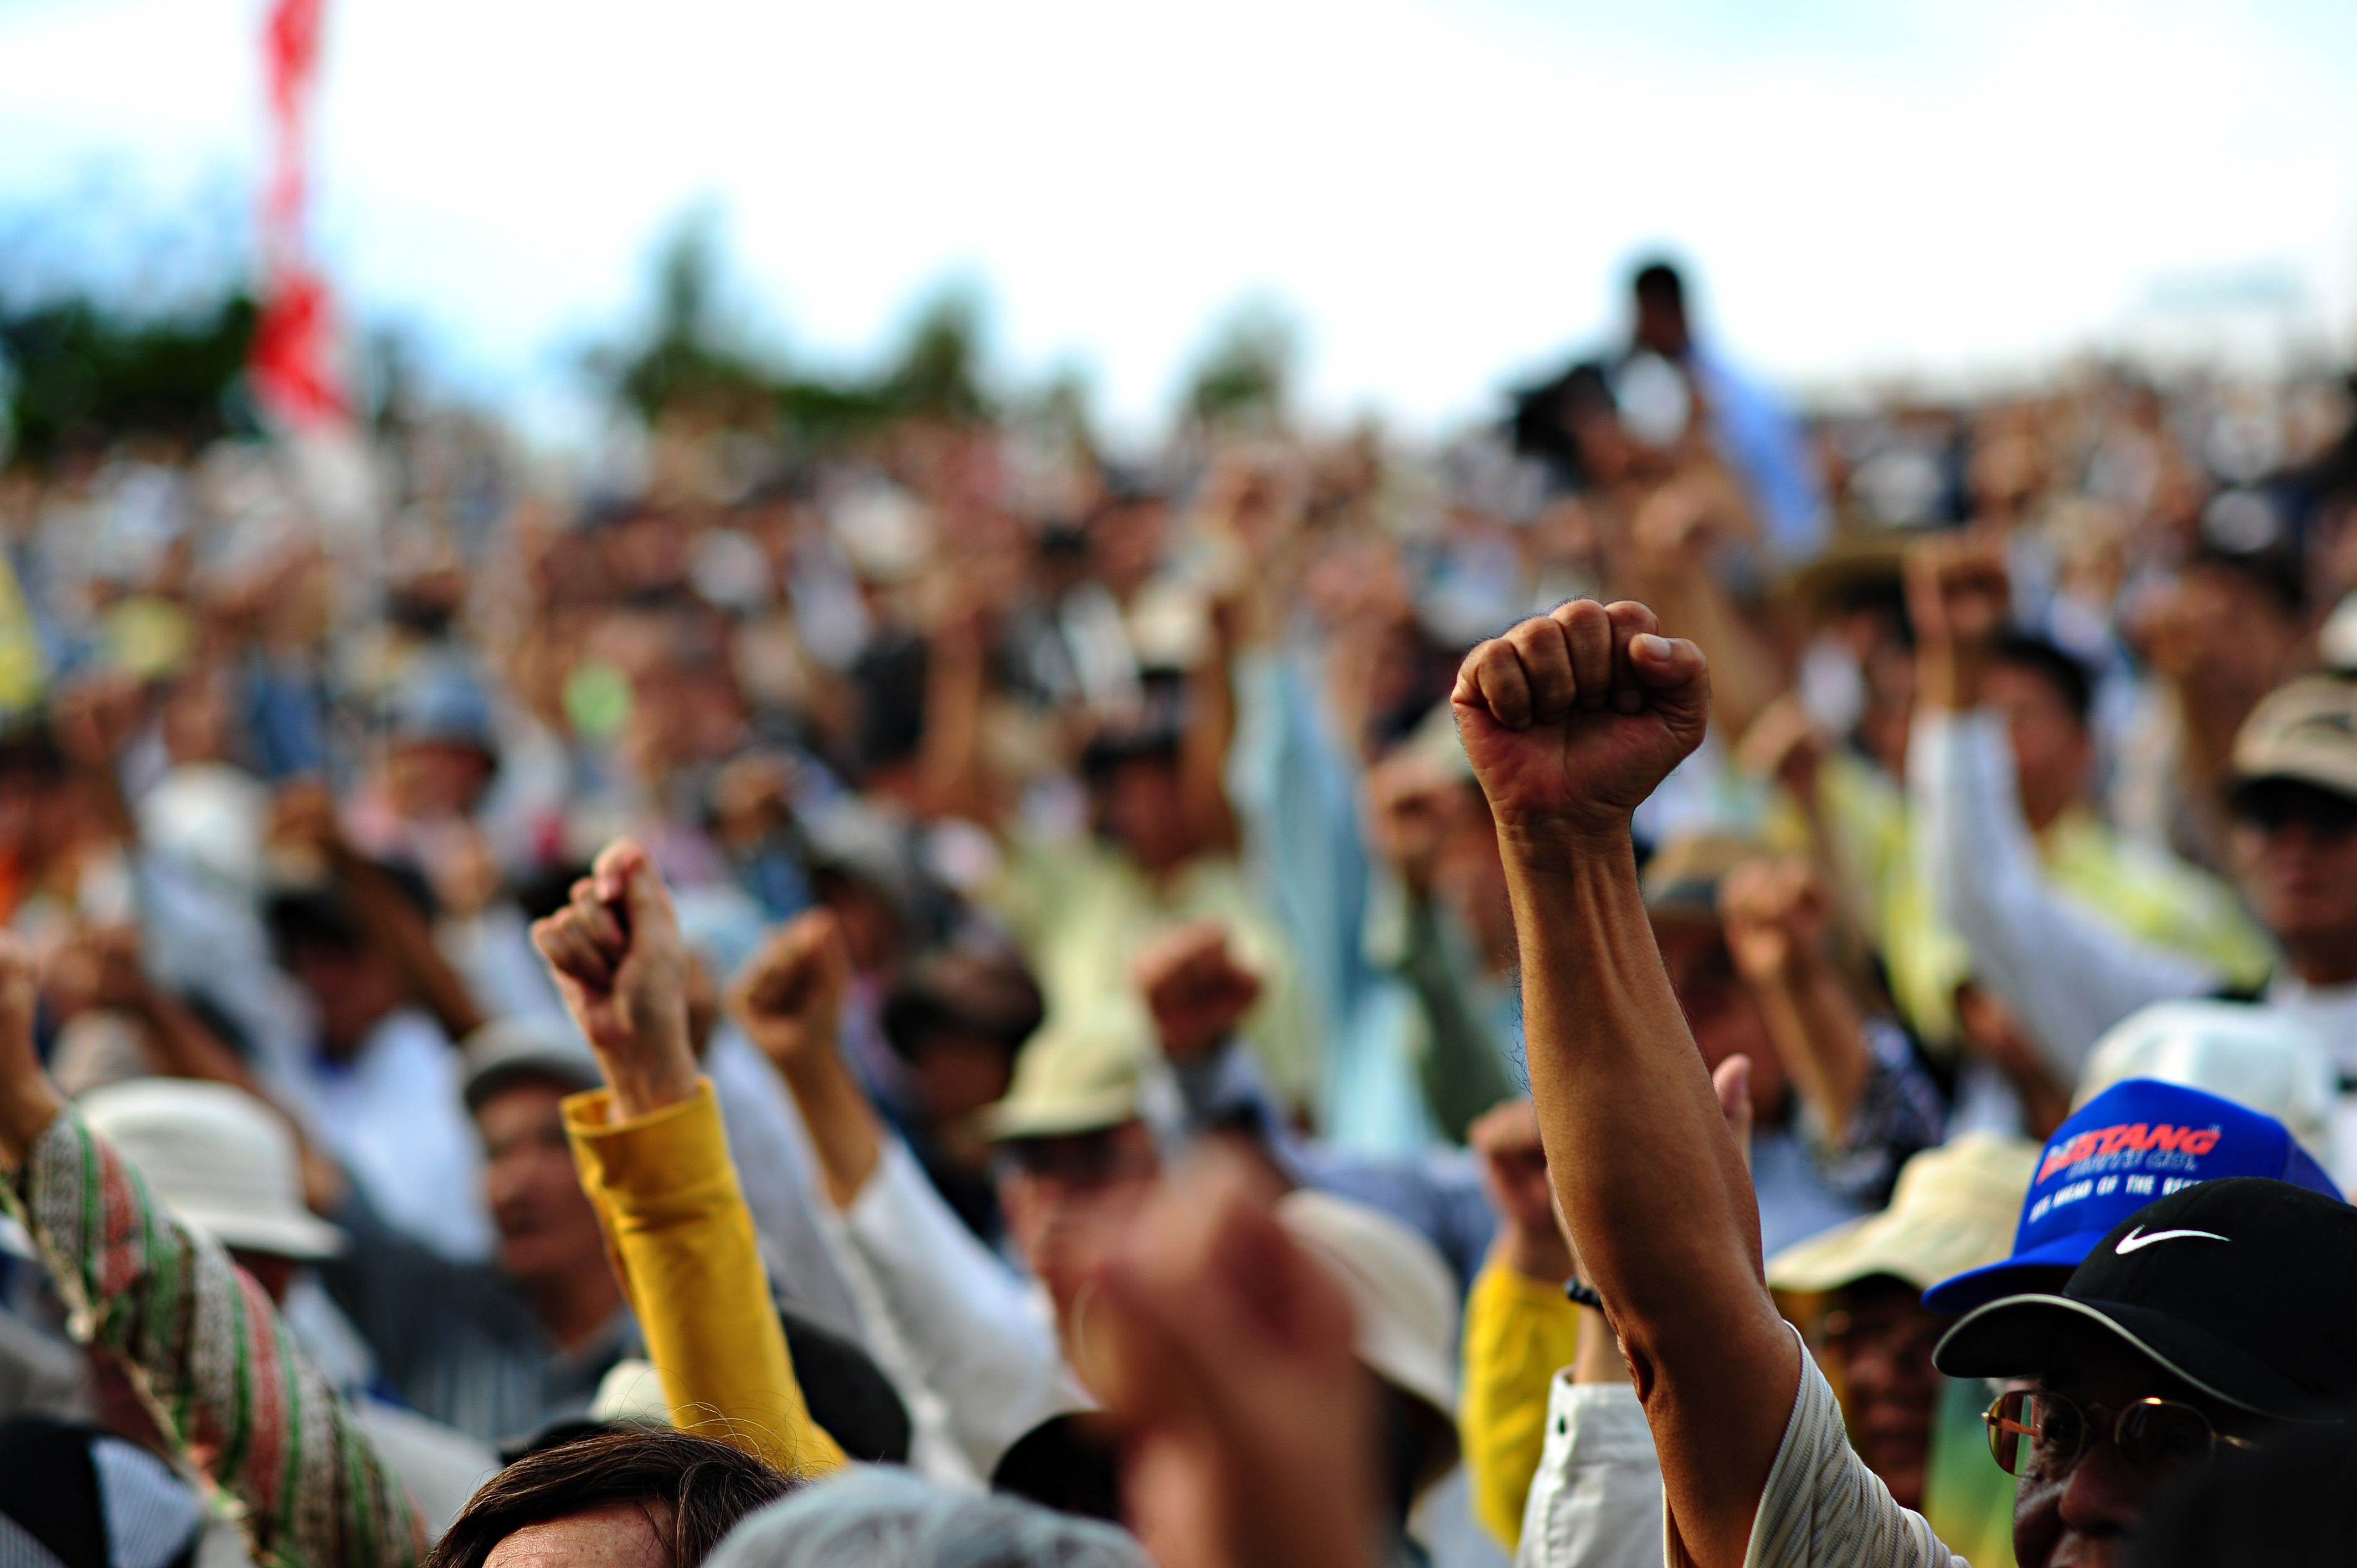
[1934,1178,2357,1422]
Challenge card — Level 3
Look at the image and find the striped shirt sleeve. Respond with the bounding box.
[4,1105,423,1568]
[1715,1329,1968,1568]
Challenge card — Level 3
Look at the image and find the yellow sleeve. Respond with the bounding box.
[1460,1254,1583,1551]
[565,1080,848,1478]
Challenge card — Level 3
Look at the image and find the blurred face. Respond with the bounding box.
[1653,919,1788,1124]
[1094,757,1192,875]
[2010,1326,2258,1568]
[1984,664,2092,833]
[997,1122,1161,1332]
[289,943,406,1059]
[2230,782,2357,982]
[1817,1277,1946,1509]
[477,1083,608,1290]
[387,739,495,821]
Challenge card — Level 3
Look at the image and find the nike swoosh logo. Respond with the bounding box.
[2116,1226,2229,1255]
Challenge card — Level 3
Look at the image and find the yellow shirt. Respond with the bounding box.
[565,1080,847,1477]
[1460,1255,1584,1551]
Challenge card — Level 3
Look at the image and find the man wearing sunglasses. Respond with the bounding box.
[1911,535,2357,1170]
[1449,601,2357,1568]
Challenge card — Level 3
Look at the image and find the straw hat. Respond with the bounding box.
[983,1016,1151,1142]
[1767,1133,2035,1295]
[77,1079,345,1261]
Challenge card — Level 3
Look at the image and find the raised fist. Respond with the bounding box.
[1906,533,2010,710]
[1449,599,1708,845]
[1717,857,1833,987]
[529,839,696,1116]
[1134,921,1263,1062]
[729,909,853,1079]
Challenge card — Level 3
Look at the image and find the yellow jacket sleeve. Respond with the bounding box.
[1460,1254,1583,1551]
[565,1080,847,1478]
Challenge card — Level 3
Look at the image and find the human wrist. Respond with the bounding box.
[598,1036,701,1120]
[0,1074,64,1172]
[1502,1223,1574,1283]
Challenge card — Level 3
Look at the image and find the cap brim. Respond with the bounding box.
[1933,1292,2334,1422]
[985,1088,1143,1142]
[1919,1234,2098,1314]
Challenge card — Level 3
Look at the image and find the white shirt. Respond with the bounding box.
[291,1008,490,1261]
[1719,1334,1965,1568]
[1516,1376,1663,1568]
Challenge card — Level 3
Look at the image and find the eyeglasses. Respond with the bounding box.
[1983,1388,2258,1478]
[2232,780,2357,839]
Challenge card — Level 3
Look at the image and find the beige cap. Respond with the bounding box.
[1641,833,1766,924]
[983,1015,1150,1142]
[1767,1133,2035,1295]
[2074,1000,2335,1163]
[2231,675,2357,801]
[1275,1189,1461,1423]
[78,1079,346,1261]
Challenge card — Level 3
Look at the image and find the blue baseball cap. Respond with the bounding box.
[1921,1079,2340,1316]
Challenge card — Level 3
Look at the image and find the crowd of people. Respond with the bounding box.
[1,258,2355,1568]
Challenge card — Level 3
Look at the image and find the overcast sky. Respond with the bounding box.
[2,0,2353,442]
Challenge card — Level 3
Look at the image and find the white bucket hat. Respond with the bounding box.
[77,1079,345,1261]
[1275,1189,1460,1422]
[2073,999,2335,1162]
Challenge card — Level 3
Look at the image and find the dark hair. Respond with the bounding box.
[882,950,1046,1064]
[426,1428,796,1568]
[2188,543,2306,619]
[1990,631,2093,727]
[2127,1407,2357,1566]
[264,887,368,962]
[1632,261,1686,308]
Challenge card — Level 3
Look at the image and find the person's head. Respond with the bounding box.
[1770,1134,2038,1509]
[702,1464,1148,1568]
[882,949,1046,1127]
[384,664,501,822]
[1631,261,1691,359]
[75,1077,347,1308]
[1275,1191,1464,1525]
[1644,837,1790,1125]
[1984,633,2095,833]
[426,1427,795,1568]
[2164,548,2307,709]
[0,721,76,860]
[266,888,408,1059]
[2225,677,2357,985]
[463,1019,608,1292]
[1934,1179,2357,1568]
[986,1020,1164,1325]
[1082,721,1193,876]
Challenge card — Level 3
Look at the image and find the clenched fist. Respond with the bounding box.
[1717,857,1833,987]
[1449,599,1708,845]
[1135,921,1263,1062]
[1906,533,2010,711]
[530,839,697,1118]
[729,909,853,1081]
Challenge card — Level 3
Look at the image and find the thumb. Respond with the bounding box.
[1711,1054,1755,1174]
[596,839,678,943]
[1629,633,1711,733]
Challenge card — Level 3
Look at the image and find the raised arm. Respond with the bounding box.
[733,911,1077,1473]
[532,841,843,1476]
[0,937,422,1568]
[1451,598,1797,1568]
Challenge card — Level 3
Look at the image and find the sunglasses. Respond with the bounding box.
[1984,1388,2258,1479]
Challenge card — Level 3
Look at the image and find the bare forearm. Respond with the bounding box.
[333,852,488,1040]
[1746,962,1870,1138]
[1504,829,1796,1567]
[778,1050,883,1211]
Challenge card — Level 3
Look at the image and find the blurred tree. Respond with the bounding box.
[878,288,991,423]
[0,292,257,468]
[1184,300,1296,431]
[605,215,779,427]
